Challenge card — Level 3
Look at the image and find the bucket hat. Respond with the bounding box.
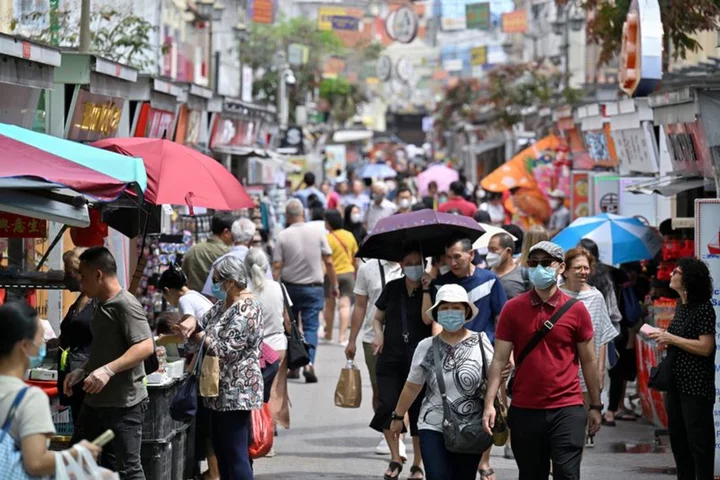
[425,284,479,321]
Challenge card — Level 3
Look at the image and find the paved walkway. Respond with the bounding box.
[254,340,676,479]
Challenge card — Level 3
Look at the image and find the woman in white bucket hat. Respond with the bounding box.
[389,284,495,480]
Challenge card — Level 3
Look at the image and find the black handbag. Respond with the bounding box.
[507,299,577,397]
[281,284,311,370]
[170,343,203,422]
[432,336,493,455]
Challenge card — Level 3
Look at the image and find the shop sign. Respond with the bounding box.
[592,174,620,215]
[570,171,590,220]
[466,3,491,30]
[210,116,255,150]
[386,5,419,44]
[66,89,123,142]
[251,0,275,24]
[377,56,392,81]
[501,10,528,33]
[134,103,175,139]
[693,199,720,476]
[318,7,363,32]
[582,125,619,168]
[470,46,487,66]
[186,110,201,145]
[324,144,347,181]
[664,121,712,177]
[280,126,304,154]
[288,44,309,66]
[619,0,663,97]
[618,177,657,225]
[0,213,47,238]
[610,123,659,174]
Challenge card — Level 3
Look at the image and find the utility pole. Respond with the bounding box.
[277,50,289,131]
[79,0,91,53]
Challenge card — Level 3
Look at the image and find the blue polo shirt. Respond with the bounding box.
[433,267,507,343]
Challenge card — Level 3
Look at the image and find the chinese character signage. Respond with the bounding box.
[318,7,363,31]
[466,3,490,30]
[0,213,47,238]
[470,46,487,66]
[66,89,123,142]
[251,0,275,24]
[501,10,528,33]
[133,103,175,139]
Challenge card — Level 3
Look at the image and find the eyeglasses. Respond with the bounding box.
[527,258,558,268]
[571,266,591,273]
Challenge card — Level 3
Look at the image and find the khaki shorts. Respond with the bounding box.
[323,272,355,299]
[362,341,377,386]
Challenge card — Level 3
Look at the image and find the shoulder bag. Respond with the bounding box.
[507,298,578,397]
[170,342,204,422]
[282,284,311,370]
[477,334,509,446]
[0,387,41,480]
[649,305,693,392]
[432,336,493,455]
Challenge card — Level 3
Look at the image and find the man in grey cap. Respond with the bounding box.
[483,241,602,480]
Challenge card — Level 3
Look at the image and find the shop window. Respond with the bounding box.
[15,0,49,28]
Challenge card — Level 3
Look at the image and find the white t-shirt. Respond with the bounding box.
[251,280,291,351]
[353,259,403,344]
[178,290,213,328]
[407,333,494,433]
[0,375,55,444]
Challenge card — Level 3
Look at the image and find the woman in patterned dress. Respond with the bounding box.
[195,255,264,480]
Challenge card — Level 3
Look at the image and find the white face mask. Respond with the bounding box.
[485,252,502,268]
[350,212,362,224]
[399,198,411,209]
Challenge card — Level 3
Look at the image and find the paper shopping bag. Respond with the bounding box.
[334,361,362,408]
[199,355,220,398]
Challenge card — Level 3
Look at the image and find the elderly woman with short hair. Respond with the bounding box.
[196,255,264,480]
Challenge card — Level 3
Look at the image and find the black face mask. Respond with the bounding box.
[64,274,81,292]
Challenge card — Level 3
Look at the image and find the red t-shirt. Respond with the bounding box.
[495,288,593,409]
[438,197,478,217]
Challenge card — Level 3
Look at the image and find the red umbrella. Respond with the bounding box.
[91,138,253,210]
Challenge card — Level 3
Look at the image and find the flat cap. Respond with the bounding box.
[528,241,565,262]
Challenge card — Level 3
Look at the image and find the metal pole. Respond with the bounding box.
[79,0,91,53]
[277,52,288,131]
[563,8,570,90]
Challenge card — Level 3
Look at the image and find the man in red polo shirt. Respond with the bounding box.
[482,241,602,480]
[438,181,478,217]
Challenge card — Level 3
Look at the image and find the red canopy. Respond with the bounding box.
[91,138,253,210]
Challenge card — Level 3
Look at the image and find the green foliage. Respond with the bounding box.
[576,0,720,67]
[318,76,367,125]
[11,6,160,71]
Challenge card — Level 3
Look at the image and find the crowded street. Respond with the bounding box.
[0,0,719,479]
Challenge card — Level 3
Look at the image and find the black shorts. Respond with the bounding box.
[370,361,424,436]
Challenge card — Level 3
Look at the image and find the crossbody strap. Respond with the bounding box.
[330,231,352,263]
[378,260,386,289]
[432,337,448,399]
[1,387,29,435]
[280,283,297,326]
[400,292,409,345]
[514,298,578,371]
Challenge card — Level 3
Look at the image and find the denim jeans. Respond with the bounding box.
[210,409,254,479]
[284,283,324,364]
[72,398,148,479]
[418,429,482,480]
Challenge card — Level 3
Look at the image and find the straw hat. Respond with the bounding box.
[425,284,479,321]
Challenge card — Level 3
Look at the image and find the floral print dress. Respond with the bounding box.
[201,297,264,412]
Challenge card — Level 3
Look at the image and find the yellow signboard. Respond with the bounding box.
[317,7,363,31]
[471,46,487,66]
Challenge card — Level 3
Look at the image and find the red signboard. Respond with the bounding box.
[210,115,256,149]
[252,0,274,24]
[134,103,175,139]
[0,213,47,238]
[664,120,713,178]
[22,41,31,59]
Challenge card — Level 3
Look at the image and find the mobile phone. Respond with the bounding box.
[92,430,115,447]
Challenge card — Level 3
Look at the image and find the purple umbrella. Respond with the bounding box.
[356,210,485,261]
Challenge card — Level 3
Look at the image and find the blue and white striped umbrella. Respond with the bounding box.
[552,213,663,265]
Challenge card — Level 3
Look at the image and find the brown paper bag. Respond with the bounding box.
[334,361,362,408]
[199,355,220,398]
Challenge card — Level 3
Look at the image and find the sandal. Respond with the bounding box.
[602,417,617,427]
[409,466,424,479]
[479,468,496,479]
[383,461,403,480]
[615,411,637,421]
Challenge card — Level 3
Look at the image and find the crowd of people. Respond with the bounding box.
[0,164,715,480]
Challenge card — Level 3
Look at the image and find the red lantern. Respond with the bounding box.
[70,209,108,247]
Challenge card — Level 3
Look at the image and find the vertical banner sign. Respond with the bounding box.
[466,3,490,30]
[501,10,528,33]
[470,46,487,66]
[694,199,720,477]
[570,171,590,220]
[49,0,59,46]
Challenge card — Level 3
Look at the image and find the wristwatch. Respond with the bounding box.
[588,404,604,412]
[391,411,405,421]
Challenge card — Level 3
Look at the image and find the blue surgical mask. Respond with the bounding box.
[211,282,227,301]
[437,310,466,332]
[403,265,424,282]
[28,342,46,369]
[529,265,558,290]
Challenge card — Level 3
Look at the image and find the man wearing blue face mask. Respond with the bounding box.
[483,241,602,480]
[371,248,433,480]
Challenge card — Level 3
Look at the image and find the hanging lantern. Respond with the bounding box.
[70,208,108,247]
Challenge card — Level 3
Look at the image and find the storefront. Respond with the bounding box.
[175,83,213,150]
[129,75,182,139]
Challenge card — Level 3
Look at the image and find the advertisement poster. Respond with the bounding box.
[570,171,590,220]
[324,145,347,180]
[693,199,720,476]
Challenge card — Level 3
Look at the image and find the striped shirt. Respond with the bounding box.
[561,286,618,392]
[434,268,507,342]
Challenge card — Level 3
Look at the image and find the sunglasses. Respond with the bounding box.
[527,258,558,268]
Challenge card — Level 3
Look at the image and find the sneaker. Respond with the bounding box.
[399,440,407,462]
[585,435,595,448]
[504,444,514,459]
[375,437,391,455]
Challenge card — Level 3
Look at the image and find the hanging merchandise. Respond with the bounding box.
[70,209,108,247]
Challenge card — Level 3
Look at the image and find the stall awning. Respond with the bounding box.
[624,176,706,196]
[0,188,90,227]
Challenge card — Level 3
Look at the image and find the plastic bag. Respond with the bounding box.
[249,404,274,459]
[334,360,362,408]
[55,445,119,480]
